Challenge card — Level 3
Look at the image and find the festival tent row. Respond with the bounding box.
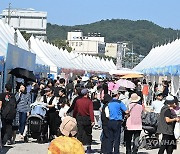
[0,19,49,74]
[29,36,116,75]
[133,39,180,95]
[0,18,116,79]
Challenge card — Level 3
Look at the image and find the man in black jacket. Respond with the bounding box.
[157,96,180,154]
[0,84,16,145]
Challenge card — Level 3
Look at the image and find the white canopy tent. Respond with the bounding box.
[0,19,116,77]
[29,36,116,74]
[134,39,180,72]
[0,19,47,67]
[133,39,180,96]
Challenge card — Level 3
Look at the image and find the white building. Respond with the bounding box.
[67,31,105,55]
[1,8,47,40]
[105,43,118,58]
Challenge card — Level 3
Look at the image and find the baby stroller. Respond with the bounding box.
[139,112,160,150]
[24,102,48,143]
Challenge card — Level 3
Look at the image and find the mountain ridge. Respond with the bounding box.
[47,19,180,56]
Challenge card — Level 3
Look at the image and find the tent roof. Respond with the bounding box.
[0,19,46,66]
[134,39,180,71]
[30,36,116,72]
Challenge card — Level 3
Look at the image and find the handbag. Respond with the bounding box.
[174,122,180,139]
[122,103,138,129]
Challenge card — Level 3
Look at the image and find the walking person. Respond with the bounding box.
[48,116,85,154]
[151,91,164,114]
[0,84,17,144]
[157,96,179,154]
[106,90,129,154]
[73,88,95,153]
[142,79,149,107]
[101,94,112,153]
[125,93,143,154]
[66,80,74,100]
[92,92,101,129]
[41,87,57,141]
[147,82,153,105]
[15,83,31,140]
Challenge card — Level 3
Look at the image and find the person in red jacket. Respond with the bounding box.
[73,88,95,153]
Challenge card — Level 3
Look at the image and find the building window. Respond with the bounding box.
[79,42,82,46]
[72,42,74,46]
[42,17,43,28]
[76,42,78,46]
[18,16,21,27]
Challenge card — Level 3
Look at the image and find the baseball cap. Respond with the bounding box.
[155,91,163,96]
[60,116,77,137]
[81,88,89,95]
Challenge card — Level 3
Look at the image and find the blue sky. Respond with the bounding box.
[0,0,180,29]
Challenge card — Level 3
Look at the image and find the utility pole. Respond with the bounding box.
[131,43,134,68]
[116,42,123,69]
[8,3,11,25]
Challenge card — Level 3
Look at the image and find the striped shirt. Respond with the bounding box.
[15,92,31,113]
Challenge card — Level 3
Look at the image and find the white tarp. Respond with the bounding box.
[134,39,180,71]
[0,19,46,66]
[29,36,116,73]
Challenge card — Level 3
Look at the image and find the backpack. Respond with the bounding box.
[2,94,17,120]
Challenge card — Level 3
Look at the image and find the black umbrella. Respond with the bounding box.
[9,67,36,82]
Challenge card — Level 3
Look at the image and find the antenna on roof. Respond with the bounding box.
[8,3,11,25]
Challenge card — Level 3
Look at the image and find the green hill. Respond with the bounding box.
[47,19,180,56]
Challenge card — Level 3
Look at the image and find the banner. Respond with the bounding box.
[6,43,36,71]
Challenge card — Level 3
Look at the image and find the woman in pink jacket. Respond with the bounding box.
[126,93,143,154]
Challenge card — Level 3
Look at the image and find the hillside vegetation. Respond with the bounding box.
[47,19,180,56]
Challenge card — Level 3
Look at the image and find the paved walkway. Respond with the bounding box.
[2,130,180,154]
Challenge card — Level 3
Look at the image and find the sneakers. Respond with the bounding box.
[19,134,24,140]
[85,146,95,154]
[7,140,12,145]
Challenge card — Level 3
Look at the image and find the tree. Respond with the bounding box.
[51,39,72,52]
[20,31,31,41]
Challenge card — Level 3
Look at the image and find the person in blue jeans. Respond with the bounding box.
[105,90,129,154]
[15,83,31,139]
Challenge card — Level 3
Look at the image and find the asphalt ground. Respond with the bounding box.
[2,129,180,154]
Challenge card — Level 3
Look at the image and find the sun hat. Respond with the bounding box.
[60,116,77,137]
[165,95,175,105]
[130,93,141,103]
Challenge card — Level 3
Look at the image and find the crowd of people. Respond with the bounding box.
[0,76,179,154]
